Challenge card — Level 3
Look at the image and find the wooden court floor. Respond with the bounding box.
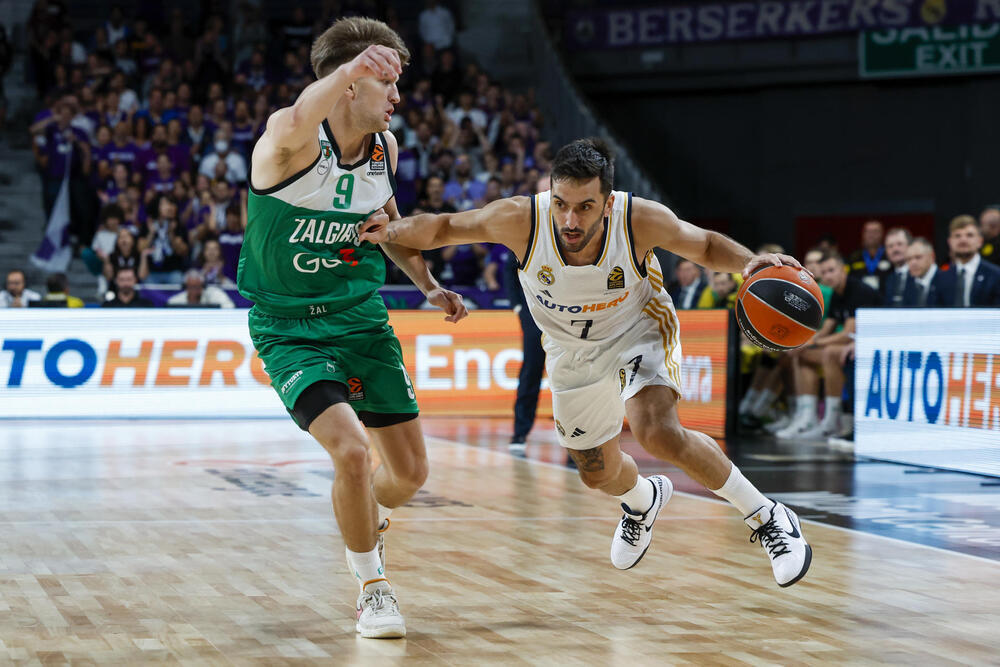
[0,418,997,665]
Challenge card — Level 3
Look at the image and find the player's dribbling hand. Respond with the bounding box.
[742,253,808,280]
[426,287,469,323]
[357,209,389,244]
[347,44,402,82]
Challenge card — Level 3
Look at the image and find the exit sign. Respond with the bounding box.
[860,23,1000,78]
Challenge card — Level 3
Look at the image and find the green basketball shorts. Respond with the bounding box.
[248,294,418,428]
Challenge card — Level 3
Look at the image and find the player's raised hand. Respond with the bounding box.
[742,252,807,280]
[346,44,402,82]
[426,287,469,323]
[358,209,390,244]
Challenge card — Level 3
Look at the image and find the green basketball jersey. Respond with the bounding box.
[238,121,396,318]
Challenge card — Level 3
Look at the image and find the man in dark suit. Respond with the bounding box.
[847,219,892,292]
[930,215,1000,307]
[881,227,912,307]
[902,237,940,307]
[504,230,544,451]
[980,206,1000,266]
[667,259,709,309]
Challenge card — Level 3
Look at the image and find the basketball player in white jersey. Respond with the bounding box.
[244,18,466,637]
[360,138,812,587]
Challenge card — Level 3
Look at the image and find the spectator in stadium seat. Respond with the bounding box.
[698,271,742,309]
[777,253,881,440]
[106,120,140,169]
[40,273,84,307]
[230,100,258,159]
[419,0,456,52]
[443,153,486,211]
[196,238,234,287]
[281,7,314,52]
[902,237,940,307]
[199,129,247,184]
[145,154,176,202]
[142,195,189,284]
[881,227,913,307]
[847,219,891,292]
[217,199,246,284]
[167,269,234,308]
[103,227,148,285]
[0,269,41,308]
[668,259,710,310]
[103,267,153,307]
[185,105,211,158]
[448,89,487,130]
[104,6,128,47]
[432,49,462,101]
[931,215,1000,307]
[980,206,1000,266]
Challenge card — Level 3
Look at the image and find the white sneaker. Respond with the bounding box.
[376,518,389,569]
[745,501,812,587]
[798,418,839,440]
[610,475,673,570]
[355,578,406,638]
[774,415,815,439]
[764,413,791,434]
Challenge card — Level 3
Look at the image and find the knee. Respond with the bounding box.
[578,467,616,491]
[395,455,429,491]
[325,438,371,483]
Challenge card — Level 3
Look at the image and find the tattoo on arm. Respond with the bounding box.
[569,446,605,473]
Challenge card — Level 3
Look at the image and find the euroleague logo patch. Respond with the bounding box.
[367,144,386,175]
[347,377,365,401]
[607,265,625,290]
[537,265,555,286]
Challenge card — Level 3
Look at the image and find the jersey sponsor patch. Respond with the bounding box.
[607,265,625,290]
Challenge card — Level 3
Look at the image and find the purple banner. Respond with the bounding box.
[565,1,1000,50]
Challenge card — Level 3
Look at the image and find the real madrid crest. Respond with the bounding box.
[537,265,555,286]
[607,265,625,290]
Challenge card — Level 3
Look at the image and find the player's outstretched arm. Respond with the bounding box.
[259,45,402,157]
[359,196,532,257]
[630,196,805,279]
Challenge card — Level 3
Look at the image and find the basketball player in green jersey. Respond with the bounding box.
[238,18,467,638]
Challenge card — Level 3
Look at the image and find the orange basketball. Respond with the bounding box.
[736,265,825,352]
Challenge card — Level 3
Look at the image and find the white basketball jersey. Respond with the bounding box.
[518,190,667,347]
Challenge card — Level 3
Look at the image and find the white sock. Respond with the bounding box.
[822,396,842,424]
[796,394,818,421]
[739,388,760,415]
[377,503,392,527]
[346,546,384,588]
[614,476,655,514]
[751,388,776,417]
[711,464,771,517]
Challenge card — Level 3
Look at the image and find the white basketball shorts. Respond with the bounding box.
[542,296,684,450]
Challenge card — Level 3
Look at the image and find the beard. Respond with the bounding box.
[556,217,604,254]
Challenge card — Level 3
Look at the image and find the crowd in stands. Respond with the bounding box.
[9,0,549,306]
[729,208,1000,446]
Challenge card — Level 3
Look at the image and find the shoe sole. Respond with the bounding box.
[356,623,406,638]
[777,509,812,588]
[618,475,674,571]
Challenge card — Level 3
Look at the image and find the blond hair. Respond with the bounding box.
[310,17,410,79]
[949,214,980,234]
